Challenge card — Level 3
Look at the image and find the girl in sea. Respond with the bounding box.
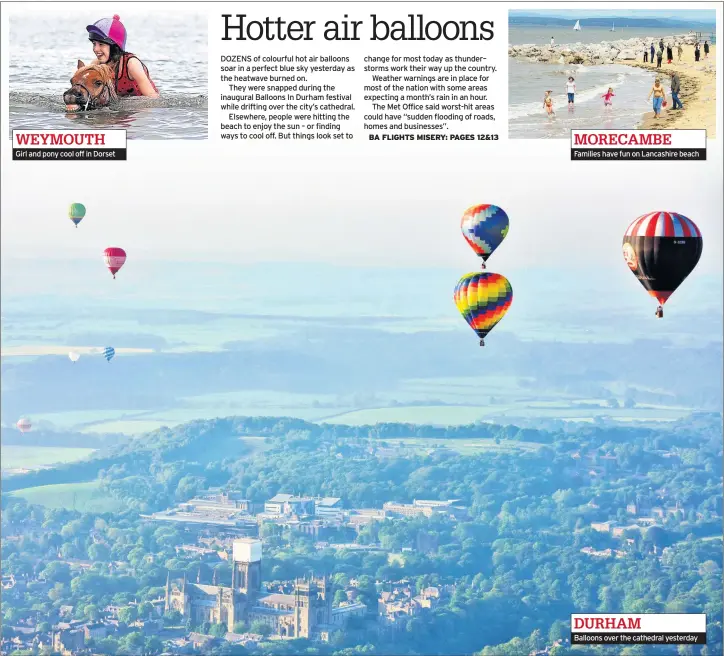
[602,87,615,108]
[543,90,554,117]
[86,15,159,97]
[647,78,666,119]
[566,77,576,106]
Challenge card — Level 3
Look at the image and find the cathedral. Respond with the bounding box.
[164,538,357,639]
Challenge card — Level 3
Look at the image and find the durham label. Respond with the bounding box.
[12,130,127,161]
[571,613,707,645]
[571,129,706,160]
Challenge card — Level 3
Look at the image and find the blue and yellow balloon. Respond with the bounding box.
[461,204,509,269]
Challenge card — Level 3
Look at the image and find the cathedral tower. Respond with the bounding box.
[231,538,262,598]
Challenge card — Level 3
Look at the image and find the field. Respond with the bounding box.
[1,445,96,471]
[8,481,124,513]
[321,403,689,426]
[21,372,693,438]
[371,437,544,456]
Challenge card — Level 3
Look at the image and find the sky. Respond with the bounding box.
[1,146,722,277]
[509,9,717,23]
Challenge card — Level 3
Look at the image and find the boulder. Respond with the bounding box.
[617,49,638,61]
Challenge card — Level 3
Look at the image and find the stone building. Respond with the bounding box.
[165,537,358,639]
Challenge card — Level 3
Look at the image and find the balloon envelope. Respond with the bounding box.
[16,418,31,433]
[103,247,126,278]
[103,346,115,362]
[460,204,510,265]
[622,211,702,308]
[69,203,86,226]
[454,272,513,342]
[69,351,80,362]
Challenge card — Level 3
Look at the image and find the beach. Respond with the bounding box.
[623,45,716,136]
[508,31,716,138]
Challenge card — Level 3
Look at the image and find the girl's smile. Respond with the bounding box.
[91,40,111,64]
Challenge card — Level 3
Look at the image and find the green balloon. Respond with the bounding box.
[69,203,86,227]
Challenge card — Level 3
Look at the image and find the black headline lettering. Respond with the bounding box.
[221,14,494,41]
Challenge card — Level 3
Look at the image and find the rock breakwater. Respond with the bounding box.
[509,33,699,66]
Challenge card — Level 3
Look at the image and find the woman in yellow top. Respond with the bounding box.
[647,78,666,119]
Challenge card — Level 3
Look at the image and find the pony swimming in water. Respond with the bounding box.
[63,60,118,112]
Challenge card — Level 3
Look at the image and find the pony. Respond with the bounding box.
[63,60,118,111]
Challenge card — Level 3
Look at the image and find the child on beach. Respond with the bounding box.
[602,87,615,107]
[543,90,554,117]
[566,77,576,106]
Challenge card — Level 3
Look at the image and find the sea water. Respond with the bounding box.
[508,25,691,46]
[509,59,658,139]
[8,11,208,139]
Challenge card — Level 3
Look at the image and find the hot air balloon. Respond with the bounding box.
[103,346,115,362]
[454,272,513,346]
[68,351,80,363]
[622,211,703,318]
[103,247,126,279]
[461,204,510,269]
[16,418,31,433]
[69,203,86,228]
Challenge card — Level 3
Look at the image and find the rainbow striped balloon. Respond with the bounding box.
[454,272,513,346]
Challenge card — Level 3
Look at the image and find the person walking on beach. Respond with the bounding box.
[550,36,555,47]
[643,46,648,63]
[656,46,663,68]
[659,38,664,51]
[694,42,701,62]
[647,78,666,119]
[650,43,655,64]
[670,72,683,110]
[677,43,683,61]
[704,41,710,58]
[666,44,673,64]
[543,90,555,117]
[566,77,576,107]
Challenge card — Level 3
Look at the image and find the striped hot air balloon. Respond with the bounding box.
[16,418,32,433]
[454,272,513,346]
[622,211,703,318]
[103,247,126,279]
[103,347,115,362]
[460,204,510,269]
[69,203,86,227]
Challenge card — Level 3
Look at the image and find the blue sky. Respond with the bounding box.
[510,9,716,23]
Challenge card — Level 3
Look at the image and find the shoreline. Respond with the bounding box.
[619,50,716,135]
[509,35,716,137]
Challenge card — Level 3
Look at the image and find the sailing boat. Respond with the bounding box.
[610,22,615,32]
[573,20,581,31]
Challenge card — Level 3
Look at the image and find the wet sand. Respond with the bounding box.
[623,44,716,136]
